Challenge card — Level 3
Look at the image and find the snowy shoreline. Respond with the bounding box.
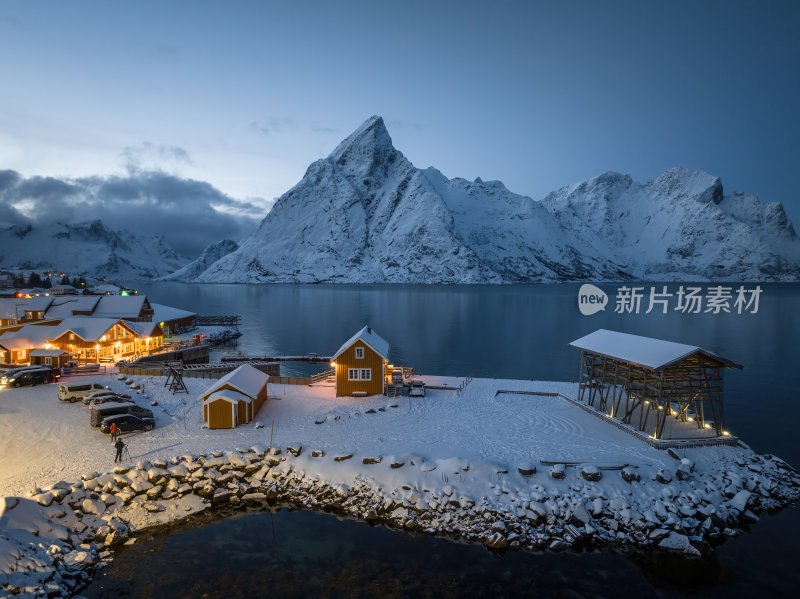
[2,442,799,598]
[2,375,799,597]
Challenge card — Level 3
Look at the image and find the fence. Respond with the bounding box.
[62,365,109,377]
[269,376,312,385]
[197,315,241,328]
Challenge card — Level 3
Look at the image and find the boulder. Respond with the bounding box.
[81,498,105,515]
[658,531,691,552]
[286,445,303,457]
[621,467,640,483]
[581,466,602,482]
[518,463,536,476]
[334,454,353,462]
[550,464,566,480]
[390,461,405,469]
[362,456,382,465]
[655,469,673,484]
[484,532,508,550]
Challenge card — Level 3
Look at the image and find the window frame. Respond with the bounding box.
[355,346,364,359]
[348,368,360,380]
[359,368,371,381]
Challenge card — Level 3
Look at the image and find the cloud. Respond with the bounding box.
[0,169,264,256]
[120,142,194,175]
[250,117,294,136]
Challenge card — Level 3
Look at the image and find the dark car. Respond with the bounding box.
[3,367,56,387]
[91,402,154,427]
[100,413,155,434]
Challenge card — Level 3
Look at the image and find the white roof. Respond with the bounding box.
[203,389,252,405]
[152,303,196,324]
[0,299,28,320]
[568,329,741,371]
[125,320,162,337]
[93,295,146,318]
[45,296,101,319]
[197,364,268,402]
[46,317,123,342]
[0,326,53,350]
[333,325,389,360]
[28,349,69,357]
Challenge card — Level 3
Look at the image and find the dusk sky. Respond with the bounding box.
[1,0,798,254]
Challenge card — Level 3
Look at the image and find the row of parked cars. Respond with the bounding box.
[0,365,61,387]
[58,381,156,434]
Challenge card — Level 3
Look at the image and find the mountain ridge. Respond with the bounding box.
[193,116,799,283]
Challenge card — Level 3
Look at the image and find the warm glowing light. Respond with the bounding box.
[704,424,711,429]
[330,361,336,368]
[722,431,730,436]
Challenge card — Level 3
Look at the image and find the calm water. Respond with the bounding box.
[86,283,800,598]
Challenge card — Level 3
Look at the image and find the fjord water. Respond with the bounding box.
[87,283,800,598]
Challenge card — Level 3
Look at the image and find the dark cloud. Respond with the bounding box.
[0,169,264,257]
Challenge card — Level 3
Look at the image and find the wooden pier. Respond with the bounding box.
[221,354,332,363]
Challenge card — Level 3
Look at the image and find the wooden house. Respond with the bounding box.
[197,364,268,429]
[331,326,389,397]
[28,349,71,368]
[44,317,140,364]
[125,321,164,355]
[152,303,197,336]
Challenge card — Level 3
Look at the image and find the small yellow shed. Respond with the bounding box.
[197,364,268,429]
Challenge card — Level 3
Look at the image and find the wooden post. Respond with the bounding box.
[269,420,274,450]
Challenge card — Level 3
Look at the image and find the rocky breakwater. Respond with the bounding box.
[2,445,799,598]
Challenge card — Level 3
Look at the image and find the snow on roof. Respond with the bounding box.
[28,349,69,357]
[203,389,252,405]
[568,329,742,371]
[197,364,268,402]
[21,296,54,312]
[46,317,122,342]
[0,325,53,350]
[333,325,390,360]
[93,295,146,318]
[44,296,100,319]
[94,284,121,293]
[152,303,196,323]
[0,299,28,319]
[124,320,161,337]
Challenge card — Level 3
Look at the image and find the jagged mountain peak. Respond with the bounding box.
[328,115,398,177]
[646,166,723,204]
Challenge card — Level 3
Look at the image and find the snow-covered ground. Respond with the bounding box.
[0,374,656,497]
[2,372,799,597]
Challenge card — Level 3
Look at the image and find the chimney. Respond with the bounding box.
[367,326,371,334]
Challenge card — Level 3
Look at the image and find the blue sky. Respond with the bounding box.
[1,0,798,253]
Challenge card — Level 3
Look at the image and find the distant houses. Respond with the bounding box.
[332,326,390,397]
[198,364,269,429]
[0,293,193,365]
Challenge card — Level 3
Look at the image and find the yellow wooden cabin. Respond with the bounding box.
[198,364,268,429]
[332,326,389,397]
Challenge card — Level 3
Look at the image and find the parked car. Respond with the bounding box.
[1,366,48,386]
[90,402,154,427]
[83,390,132,405]
[100,413,155,434]
[85,393,134,406]
[408,379,426,397]
[2,367,57,387]
[58,382,108,403]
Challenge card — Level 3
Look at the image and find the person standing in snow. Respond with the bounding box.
[109,422,119,442]
[114,438,125,463]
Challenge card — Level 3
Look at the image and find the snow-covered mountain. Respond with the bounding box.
[160,239,238,282]
[541,168,800,280]
[0,220,189,279]
[196,116,631,283]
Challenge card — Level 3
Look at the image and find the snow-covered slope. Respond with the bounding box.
[541,167,800,280]
[160,239,238,281]
[196,116,628,283]
[0,220,189,279]
[193,116,800,283]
